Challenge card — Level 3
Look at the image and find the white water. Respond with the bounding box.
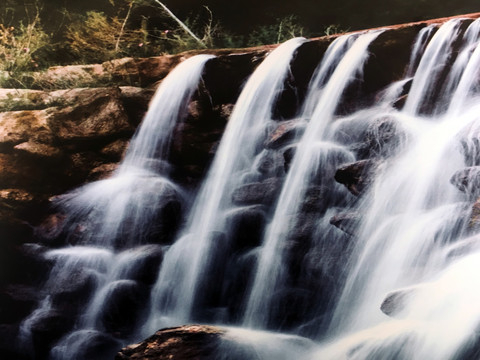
[314,18,480,359]
[19,54,214,359]
[17,17,480,360]
[243,31,382,328]
[403,19,463,115]
[144,37,306,333]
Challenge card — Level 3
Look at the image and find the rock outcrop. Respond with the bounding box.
[116,325,225,360]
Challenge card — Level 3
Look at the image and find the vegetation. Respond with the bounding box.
[0,0,345,89]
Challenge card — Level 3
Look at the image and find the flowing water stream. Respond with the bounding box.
[17,16,480,360]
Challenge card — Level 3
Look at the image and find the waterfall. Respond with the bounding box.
[312,17,480,359]
[243,31,382,329]
[19,54,214,359]
[144,37,306,333]
[15,14,480,360]
[403,19,463,115]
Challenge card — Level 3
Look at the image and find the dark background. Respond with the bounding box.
[3,0,480,36]
[158,0,480,34]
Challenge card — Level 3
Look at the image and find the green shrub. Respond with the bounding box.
[0,15,49,87]
[247,15,308,47]
[65,11,146,64]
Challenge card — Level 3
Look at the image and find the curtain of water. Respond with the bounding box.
[243,31,383,329]
[144,38,306,334]
[313,18,480,360]
[19,55,214,360]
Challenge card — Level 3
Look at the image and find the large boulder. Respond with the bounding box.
[116,325,315,360]
[116,325,226,360]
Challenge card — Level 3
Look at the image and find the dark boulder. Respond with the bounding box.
[28,309,76,360]
[100,280,149,337]
[47,268,98,311]
[0,285,39,324]
[255,150,285,176]
[115,244,164,285]
[51,329,123,360]
[225,205,267,252]
[231,178,282,207]
[334,159,378,196]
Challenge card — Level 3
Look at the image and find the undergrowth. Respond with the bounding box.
[0,0,346,89]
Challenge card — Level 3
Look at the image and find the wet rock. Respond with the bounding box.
[0,207,34,243]
[380,286,417,317]
[29,309,76,360]
[469,198,480,230]
[231,177,282,206]
[87,163,119,181]
[357,116,406,159]
[35,213,67,243]
[119,86,154,126]
[0,110,52,149]
[458,123,480,166]
[0,285,38,323]
[51,329,123,360]
[334,159,378,196]
[283,146,297,172]
[116,325,225,360]
[100,280,149,336]
[255,150,285,176]
[225,205,267,252]
[330,212,362,236]
[47,269,98,308]
[300,185,349,213]
[0,324,27,360]
[0,188,36,207]
[445,234,480,260]
[118,244,164,285]
[265,119,306,149]
[450,166,480,197]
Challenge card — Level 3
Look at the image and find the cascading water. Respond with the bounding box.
[144,37,306,333]
[16,14,480,360]
[18,54,214,359]
[311,17,480,359]
[243,31,382,329]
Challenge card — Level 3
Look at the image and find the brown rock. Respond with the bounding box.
[0,189,35,205]
[48,88,133,143]
[470,198,480,230]
[100,139,129,161]
[116,325,225,360]
[14,142,62,160]
[0,110,52,149]
[87,163,119,181]
[265,119,306,149]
